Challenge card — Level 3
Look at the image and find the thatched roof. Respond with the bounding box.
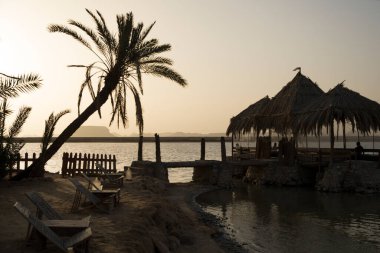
[226,96,270,136]
[260,71,324,133]
[296,83,380,135]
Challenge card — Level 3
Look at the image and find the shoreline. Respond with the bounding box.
[0,174,244,253]
[187,185,249,253]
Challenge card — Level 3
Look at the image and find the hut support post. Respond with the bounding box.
[200,138,205,160]
[373,130,375,155]
[155,133,161,163]
[330,118,335,163]
[221,137,226,161]
[306,134,308,149]
[342,122,346,149]
[231,133,235,159]
[138,135,143,161]
[256,128,260,147]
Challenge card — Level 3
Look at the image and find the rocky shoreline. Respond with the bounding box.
[243,160,380,193]
[187,186,249,253]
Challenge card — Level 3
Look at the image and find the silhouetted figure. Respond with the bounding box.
[272,142,278,150]
[354,141,364,160]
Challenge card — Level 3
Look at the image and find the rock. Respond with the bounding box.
[316,161,380,193]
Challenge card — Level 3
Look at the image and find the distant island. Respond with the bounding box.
[73,125,227,138]
[72,126,115,137]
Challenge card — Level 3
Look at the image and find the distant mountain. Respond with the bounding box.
[72,126,115,137]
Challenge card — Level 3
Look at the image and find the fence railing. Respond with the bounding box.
[61,152,117,177]
[8,152,40,177]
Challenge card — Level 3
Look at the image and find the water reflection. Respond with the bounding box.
[196,186,380,253]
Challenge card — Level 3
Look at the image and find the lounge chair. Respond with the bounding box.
[95,163,124,187]
[80,173,103,191]
[25,192,62,219]
[81,173,121,191]
[14,201,92,253]
[25,192,92,221]
[24,192,91,242]
[69,178,119,213]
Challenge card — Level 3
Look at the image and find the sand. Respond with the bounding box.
[0,174,224,253]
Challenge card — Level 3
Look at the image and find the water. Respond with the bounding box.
[196,187,380,253]
[21,142,231,183]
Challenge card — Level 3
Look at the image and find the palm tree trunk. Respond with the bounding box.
[12,74,119,180]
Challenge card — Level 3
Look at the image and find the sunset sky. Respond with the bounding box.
[1,0,380,136]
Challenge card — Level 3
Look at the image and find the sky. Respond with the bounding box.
[1,0,380,137]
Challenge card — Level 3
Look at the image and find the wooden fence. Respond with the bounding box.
[8,152,40,177]
[61,152,117,177]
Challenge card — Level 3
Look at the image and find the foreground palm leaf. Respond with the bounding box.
[14,9,187,178]
[0,73,42,99]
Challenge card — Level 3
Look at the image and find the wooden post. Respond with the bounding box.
[343,121,346,149]
[231,133,234,159]
[221,137,226,161]
[25,152,29,169]
[200,138,205,160]
[155,133,161,163]
[330,117,335,164]
[373,130,375,156]
[138,135,143,161]
[113,155,117,172]
[305,134,308,149]
[62,152,68,177]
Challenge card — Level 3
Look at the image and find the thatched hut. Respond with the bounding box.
[296,83,380,149]
[260,71,324,135]
[226,96,270,137]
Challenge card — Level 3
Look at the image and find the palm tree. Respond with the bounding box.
[14,9,187,178]
[0,73,41,178]
[0,100,32,178]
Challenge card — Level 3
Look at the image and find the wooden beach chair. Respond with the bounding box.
[81,173,103,191]
[95,163,124,187]
[69,178,119,214]
[25,192,91,242]
[81,173,121,191]
[25,192,62,220]
[14,202,92,253]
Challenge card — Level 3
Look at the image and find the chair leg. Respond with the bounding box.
[71,190,82,212]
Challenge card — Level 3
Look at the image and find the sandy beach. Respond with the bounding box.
[0,174,224,253]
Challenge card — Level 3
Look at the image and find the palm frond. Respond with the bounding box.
[140,57,173,65]
[8,106,32,139]
[78,63,97,115]
[140,21,156,41]
[48,24,93,51]
[0,73,42,98]
[127,82,143,134]
[41,110,70,154]
[85,9,116,65]
[143,65,187,86]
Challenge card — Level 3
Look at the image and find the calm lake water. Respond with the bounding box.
[21,142,231,182]
[197,187,380,253]
[21,141,380,252]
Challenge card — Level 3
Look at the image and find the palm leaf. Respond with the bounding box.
[0,73,42,98]
[143,65,187,86]
[8,106,32,139]
[41,110,70,154]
